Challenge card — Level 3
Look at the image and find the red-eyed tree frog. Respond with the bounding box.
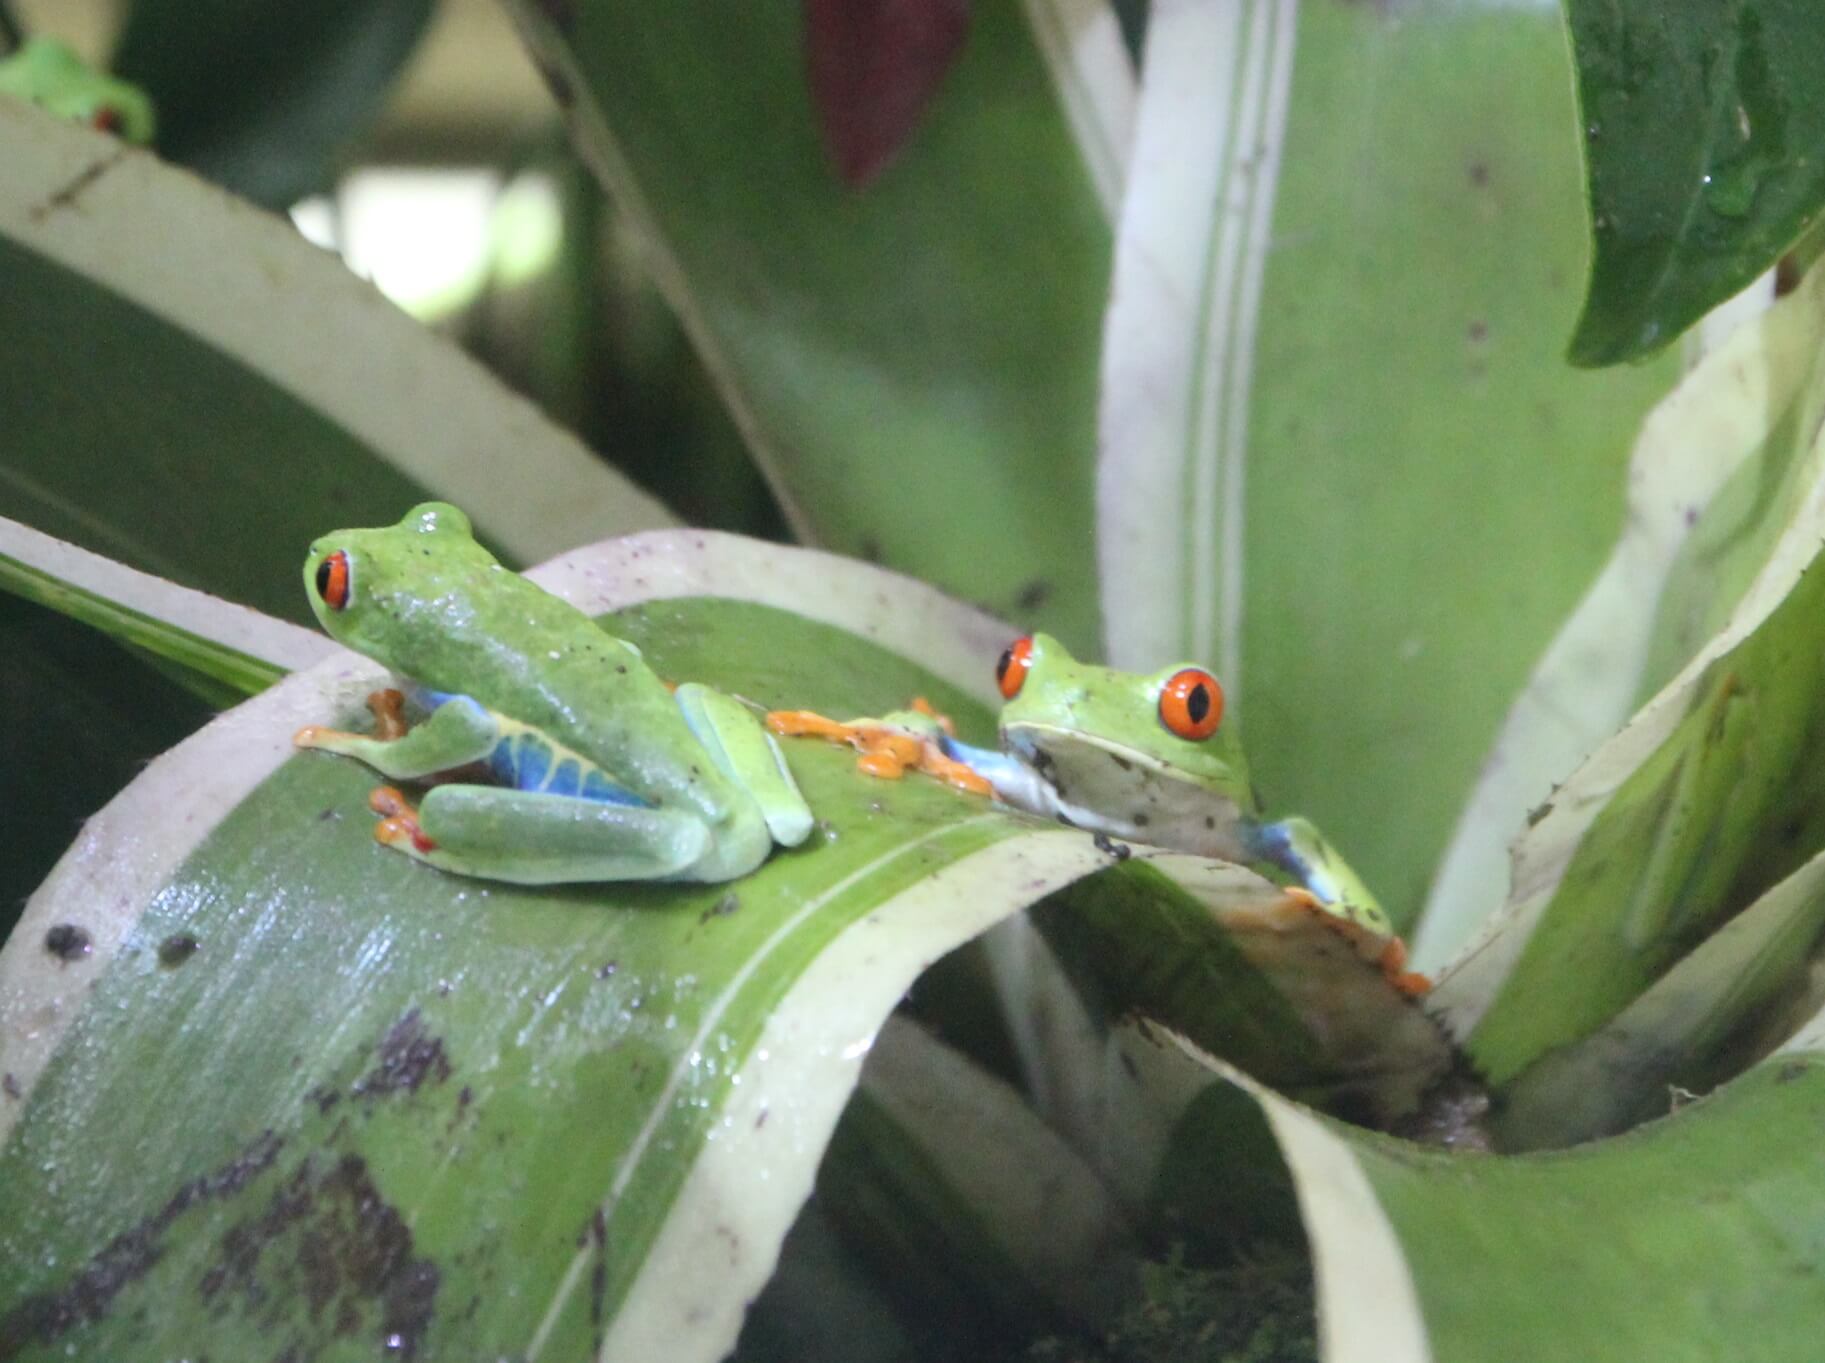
[0,37,155,143]
[771,633,1410,967]
[293,504,813,884]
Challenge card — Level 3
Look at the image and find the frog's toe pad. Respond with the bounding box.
[369,786,437,854]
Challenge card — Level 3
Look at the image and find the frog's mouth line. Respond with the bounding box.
[1000,721,1186,786]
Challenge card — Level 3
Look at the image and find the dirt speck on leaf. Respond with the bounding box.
[353,1010,452,1101]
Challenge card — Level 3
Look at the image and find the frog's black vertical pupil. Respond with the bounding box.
[1187,685,1210,725]
[996,646,1014,683]
[315,558,333,600]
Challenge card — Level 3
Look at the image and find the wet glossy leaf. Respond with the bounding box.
[1565,0,1825,364]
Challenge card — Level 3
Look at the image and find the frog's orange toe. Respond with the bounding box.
[366,688,409,740]
[1283,887,1323,910]
[369,785,414,817]
[857,750,910,779]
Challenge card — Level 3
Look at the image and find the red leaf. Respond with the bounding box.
[804,0,972,188]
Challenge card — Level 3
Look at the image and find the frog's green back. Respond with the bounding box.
[302,504,736,825]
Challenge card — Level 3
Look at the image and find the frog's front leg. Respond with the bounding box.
[294,692,498,778]
[368,782,715,884]
[1247,816,1392,936]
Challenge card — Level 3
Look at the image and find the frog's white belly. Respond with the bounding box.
[996,728,1252,861]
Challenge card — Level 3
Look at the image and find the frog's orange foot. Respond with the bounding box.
[367,688,409,740]
[369,786,437,854]
[920,749,993,797]
[1282,887,1431,996]
[294,723,354,749]
[908,696,958,737]
[767,709,857,742]
[1377,937,1432,997]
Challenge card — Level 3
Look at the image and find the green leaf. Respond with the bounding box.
[499,0,1113,652]
[1435,468,1825,1086]
[0,534,1128,1361]
[1498,844,1825,1149]
[1135,1023,1825,1360]
[0,513,331,703]
[111,0,435,210]
[0,104,671,625]
[1094,0,1679,935]
[1565,0,1825,365]
[1418,260,1825,968]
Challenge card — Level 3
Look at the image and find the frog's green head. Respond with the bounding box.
[303,502,491,662]
[0,38,156,145]
[995,633,1257,849]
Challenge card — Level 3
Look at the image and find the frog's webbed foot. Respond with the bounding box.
[1282,887,1431,997]
[367,688,409,740]
[369,785,437,854]
[294,689,411,752]
[766,702,991,797]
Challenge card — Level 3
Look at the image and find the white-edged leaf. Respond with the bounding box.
[1096,0,1293,684]
[0,531,1130,1362]
[0,100,671,617]
[1020,0,1136,218]
[0,513,332,698]
[1417,263,1825,969]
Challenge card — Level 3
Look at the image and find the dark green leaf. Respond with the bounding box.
[1565,0,1825,364]
[112,0,435,209]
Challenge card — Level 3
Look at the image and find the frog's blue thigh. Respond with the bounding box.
[414,785,713,883]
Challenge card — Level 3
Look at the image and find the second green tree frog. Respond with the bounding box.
[771,633,1397,944]
[294,503,812,884]
[0,37,155,143]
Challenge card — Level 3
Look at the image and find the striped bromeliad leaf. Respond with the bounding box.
[1094,0,1681,942]
[0,530,1445,1361]
[497,0,1117,654]
[1117,1012,1825,1361]
[1419,260,1825,968]
[0,99,672,628]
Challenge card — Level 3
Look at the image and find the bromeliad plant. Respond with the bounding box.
[3,2,1825,1360]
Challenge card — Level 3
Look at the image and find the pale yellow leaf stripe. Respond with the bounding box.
[0,101,671,562]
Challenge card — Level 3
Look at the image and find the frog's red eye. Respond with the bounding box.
[91,107,122,134]
[316,550,351,611]
[996,636,1034,700]
[1159,668,1223,740]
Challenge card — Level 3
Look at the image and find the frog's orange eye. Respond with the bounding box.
[316,550,351,611]
[1159,668,1223,740]
[996,636,1034,699]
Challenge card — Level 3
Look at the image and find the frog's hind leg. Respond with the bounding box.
[295,693,499,779]
[381,783,714,884]
[1248,816,1392,936]
[677,683,814,846]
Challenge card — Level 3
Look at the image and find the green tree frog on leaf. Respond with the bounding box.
[293,503,813,884]
[0,37,155,144]
[770,633,1423,988]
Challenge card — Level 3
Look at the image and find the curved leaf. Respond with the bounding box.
[1498,843,1825,1149]
[1434,447,1825,1086]
[1417,260,1825,968]
[1565,0,1825,365]
[0,533,1127,1362]
[1095,0,1679,934]
[1134,1022,1825,1361]
[500,0,1112,651]
[0,103,671,624]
